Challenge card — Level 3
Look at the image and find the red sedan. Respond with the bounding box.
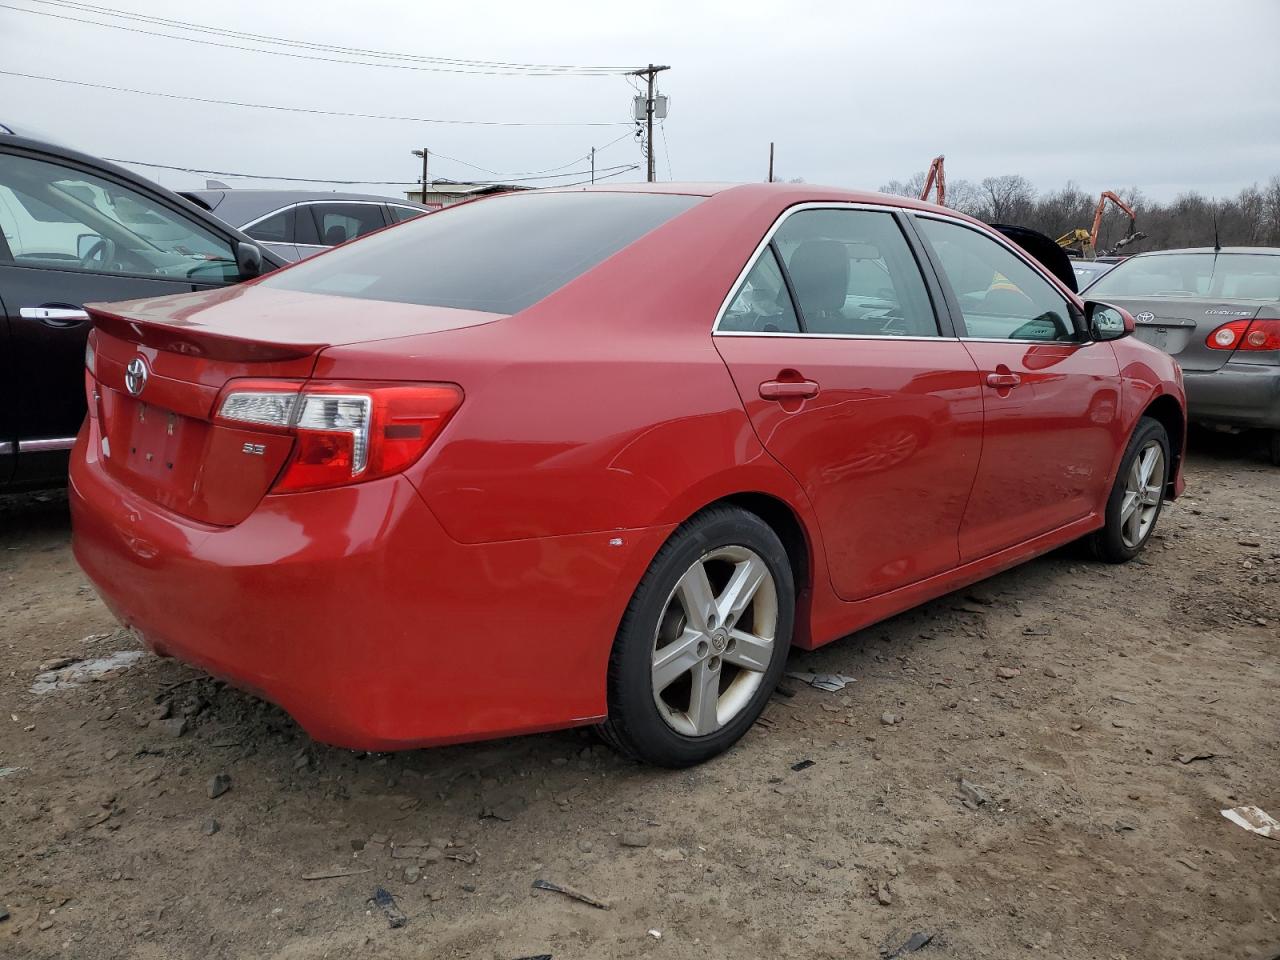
[71,184,1185,766]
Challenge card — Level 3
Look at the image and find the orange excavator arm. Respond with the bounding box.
[1090,190,1138,247]
[919,155,946,206]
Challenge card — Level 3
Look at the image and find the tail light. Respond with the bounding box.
[215,379,462,493]
[1205,318,1280,351]
[84,331,98,420]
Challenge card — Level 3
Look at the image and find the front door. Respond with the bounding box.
[913,215,1125,561]
[0,147,248,487]
[0,287,13,487]
[714,207,984,601]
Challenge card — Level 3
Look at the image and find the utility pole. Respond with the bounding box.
[768,142,774,183]
[411,147,429,202]
[590,146,595,184]
[629,64,669,182]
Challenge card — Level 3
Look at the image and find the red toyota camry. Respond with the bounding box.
[71,183,1185,766]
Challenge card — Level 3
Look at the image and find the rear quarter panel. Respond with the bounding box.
[1110,336,1187,494]
[311,188,823,545]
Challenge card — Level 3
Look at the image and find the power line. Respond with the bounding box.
[0,2,635,76]
[0,69,631,127]
[18,0,634,74]
[103,156,641,186]
[431,133,633,178]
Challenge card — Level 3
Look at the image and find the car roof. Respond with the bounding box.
[550,180,952,207]
[181,188,430,225]
[1127,247,1280,257]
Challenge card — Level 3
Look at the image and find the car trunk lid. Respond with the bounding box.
[87,285,501,525]
[1106,297,1266,371]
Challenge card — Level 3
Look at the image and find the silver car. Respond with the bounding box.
[180,189,430,262]
[1085,247,1280,464]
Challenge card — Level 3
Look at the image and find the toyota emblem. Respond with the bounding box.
[125,356,149,396]
[1135,312,1155,323]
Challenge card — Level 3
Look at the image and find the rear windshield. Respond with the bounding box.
[1088,252,1280,301]
[261,190,702,314]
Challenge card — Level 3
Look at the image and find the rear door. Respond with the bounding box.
[913,214,1125,561]
[0,146,251,487]
[714,205,984,601]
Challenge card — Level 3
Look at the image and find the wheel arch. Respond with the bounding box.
[1141,392,1185,497]
[715,491,813,602]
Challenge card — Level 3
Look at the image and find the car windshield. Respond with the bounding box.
[1088,252,1280,301]
[260,190,703,314]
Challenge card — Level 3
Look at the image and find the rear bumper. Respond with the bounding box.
[1183,362,1280,429]
[70,424,672,750]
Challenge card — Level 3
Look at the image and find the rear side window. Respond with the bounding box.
[721,246,800,333]
[772,209,939,337]
[263,191,703,314]
[388,205,426,223]
[245,207,293,243]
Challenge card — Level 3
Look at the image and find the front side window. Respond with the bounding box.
[720,246,800,333]
[917,217,1076,342]
[308,203,387,246]
[263,191,702,314]
[772,209,939,337]
[0,151,240,281]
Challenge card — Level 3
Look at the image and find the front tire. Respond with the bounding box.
[1268,429,1280,467]
[1091,417,1170,563]
[599,506,794,767]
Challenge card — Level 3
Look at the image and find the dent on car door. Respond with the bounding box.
[913,215,1124,560]
[713,207,984,601]
[0,148,247,486]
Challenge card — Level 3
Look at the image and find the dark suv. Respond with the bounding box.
[0,132,285,492]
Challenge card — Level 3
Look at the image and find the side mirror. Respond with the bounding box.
[235,241,264,279]
[1085,301,1134,342]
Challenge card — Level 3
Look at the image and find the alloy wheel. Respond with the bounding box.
[651,546,778,737]
[1120,440,1165,548]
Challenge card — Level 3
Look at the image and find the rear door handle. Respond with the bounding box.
[985,371,1022,388]
[759,379,820,400]
[21,306,90,327]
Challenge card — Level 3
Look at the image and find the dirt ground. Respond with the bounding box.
[2,431,1278,960]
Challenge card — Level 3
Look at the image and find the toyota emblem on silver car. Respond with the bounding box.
[125,356,149,396]
[1135,312,1155,323]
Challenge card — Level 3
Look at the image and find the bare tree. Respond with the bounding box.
[979,175,1035,223]
[878,170,1280,250]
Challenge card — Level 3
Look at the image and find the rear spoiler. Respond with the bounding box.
[87,304,325,363]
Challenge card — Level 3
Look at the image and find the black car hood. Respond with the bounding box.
[989,223,1078,294]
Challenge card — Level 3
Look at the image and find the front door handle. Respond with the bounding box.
[985,371,1022,389]
[21,305,90,327]
[759,379,820,400]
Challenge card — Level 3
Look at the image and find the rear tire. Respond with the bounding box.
[599,506,794,767]
[1268,429,1280,467]
[1090,417,1170,563]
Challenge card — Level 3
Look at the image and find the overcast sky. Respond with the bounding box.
[3,0,1278,203]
